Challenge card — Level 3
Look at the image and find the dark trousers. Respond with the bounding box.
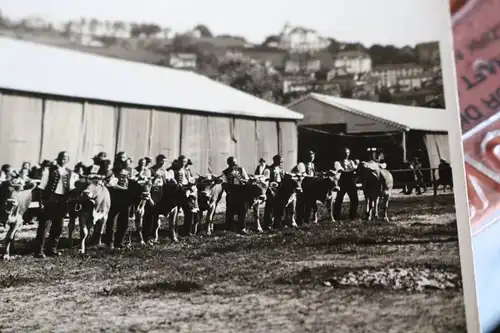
[35,193,67,254]
[104,201,131,247]
[334,185,359,220]
[225,195,246,231]
[264,189,277,227]
[142,209,159,241]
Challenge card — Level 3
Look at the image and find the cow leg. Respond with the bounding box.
[169,207,179,243]
[382,192,391,222]
[374,196,380,219]
[206,207,216,235]
[134,212,146,245]
[366,198,374,221]
[153,214,162,243]
[253,203,263,233]
[94,217,107,246]
[290,200,299,228]
[67,216,76,248]
[192,211,201,236]
[78,218,89,254]
[2,221,20,260]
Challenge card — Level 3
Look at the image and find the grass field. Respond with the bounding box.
[0,191,465,333]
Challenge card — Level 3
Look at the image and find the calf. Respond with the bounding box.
[0,178,37,260]
[156,174,199,242]
[268,173,305,229]
[223,175,270,233]
[72,176,111,254]
[298,170,341,224]
[195,174,224,235]
[358,161,394,222]
[128,177,161,245]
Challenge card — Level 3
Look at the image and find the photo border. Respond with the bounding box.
[435,0,480,332]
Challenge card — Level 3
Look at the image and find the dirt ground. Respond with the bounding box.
[0,191,466,333]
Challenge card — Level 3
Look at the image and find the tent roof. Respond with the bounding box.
[289,93,448,132]
[0,37,303,120]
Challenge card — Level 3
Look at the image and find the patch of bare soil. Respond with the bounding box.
[0,193,465,333]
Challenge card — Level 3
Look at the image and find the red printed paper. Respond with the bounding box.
[452,0,500,233]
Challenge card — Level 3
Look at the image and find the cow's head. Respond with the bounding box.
[196,174,223,209]
[318,169,341,204]
[0,177,35,226]
[247,175,271,206]
[79,175,106,208]
[284,172,306,194]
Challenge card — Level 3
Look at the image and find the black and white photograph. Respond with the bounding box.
[0,0,466,332]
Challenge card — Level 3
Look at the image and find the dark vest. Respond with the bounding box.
[46,166,72,195]
[223,166,244,185]
[267,165,284,183]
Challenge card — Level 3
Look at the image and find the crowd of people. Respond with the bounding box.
[0,147,451,259]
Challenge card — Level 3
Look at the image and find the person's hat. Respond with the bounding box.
[258,158,266,164]
[308,150,315,155]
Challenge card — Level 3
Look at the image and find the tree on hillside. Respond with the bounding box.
[194,24,213,37]
[368,44,418,66]
[262,35,280,46]
[218,58,282,102]
[172,33,195,50]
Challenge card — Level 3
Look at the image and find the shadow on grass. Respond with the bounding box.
[101,279,203,297]
[0,273,43,289]
[275,263,462,287]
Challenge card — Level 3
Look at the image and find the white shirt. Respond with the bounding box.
[39,165,77,195]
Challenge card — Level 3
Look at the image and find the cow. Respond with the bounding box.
[154,172,199,243]
[129,175,164,245]
[223,175,271,233]
[0,177,37,260]
[194,174,224,235]
[268,172,305,229]
[436,159,453,192]
[297,170,341,224]
[357,161,394,222]
[69,175,111,254]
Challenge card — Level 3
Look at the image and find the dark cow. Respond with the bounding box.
[268,172,305,229]
[130,175,164,245]
[357,161,394,222]
[223,175,271,233]
[436,159,453,192]
[0,178,37,260]
[153,172,199,242]
[68,175,111,254]
[298,170,341,224]
[195,174,224,235]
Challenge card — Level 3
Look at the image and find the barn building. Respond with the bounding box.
[288,93,450,178]
[0,37,302,174]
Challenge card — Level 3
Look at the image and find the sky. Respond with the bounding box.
[0,0,447,47]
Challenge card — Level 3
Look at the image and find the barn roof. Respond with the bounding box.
[0,37,303,120]
[288,93,449,132]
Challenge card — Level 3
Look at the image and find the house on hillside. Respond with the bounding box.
[240,46,287,70]
[371,63,428,87]
[168,52,198,69]
[415,41,440,65]
[272,22,330,53]
[333,50,372,74]
[284,53,322,74]
[22,17,50,30]
[397,72,433,90]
